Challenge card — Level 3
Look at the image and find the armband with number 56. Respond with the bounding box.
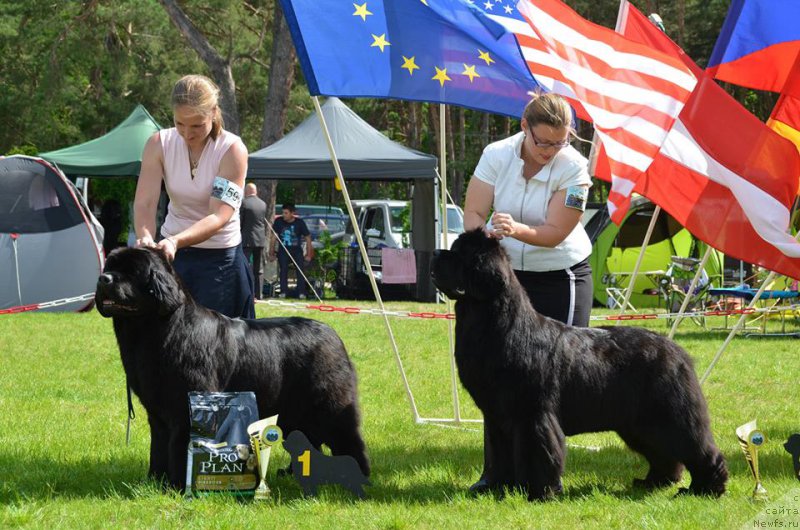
[210,176,243,209]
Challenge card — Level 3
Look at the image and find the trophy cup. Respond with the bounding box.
[736,419,767,500]
[248,414,283,500]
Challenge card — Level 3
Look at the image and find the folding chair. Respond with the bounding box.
[659,256,710,327]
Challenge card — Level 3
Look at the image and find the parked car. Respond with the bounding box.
[302,213,348,250]
[273,203,345,218]
[334,199,464,300]
[342,199,464,250]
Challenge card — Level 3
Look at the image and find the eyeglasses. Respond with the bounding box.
[528,128,570,150]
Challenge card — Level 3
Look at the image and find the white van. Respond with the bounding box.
[344,199,464,250]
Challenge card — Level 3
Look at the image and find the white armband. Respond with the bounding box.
[211,176,243,209]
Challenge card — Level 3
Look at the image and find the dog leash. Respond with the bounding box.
[126,380,136,445]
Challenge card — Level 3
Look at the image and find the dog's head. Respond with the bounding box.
[282,430,310,455]
[431,229,513,301]
[785,434,800,456]
[95,247,186,318]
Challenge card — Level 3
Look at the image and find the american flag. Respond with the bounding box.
[479,0,698,223]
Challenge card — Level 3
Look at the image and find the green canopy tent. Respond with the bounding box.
[39,104,161,177]
[39,105,162,251]
[583,196,724,308]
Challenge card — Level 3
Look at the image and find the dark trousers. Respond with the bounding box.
[172,244,255,319]
[513,258,593,327]
[277,246,306,297]
[243,246,264,300]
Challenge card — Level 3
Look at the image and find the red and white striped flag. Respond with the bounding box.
[594,1,800,279]
[512,0,698,223]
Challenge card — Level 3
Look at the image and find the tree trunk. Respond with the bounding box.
[405,102,419,150]
[454,107,466,206]
[676,0,686,48]
[429,105,442,189]
[158,0,240,134]
[445,106,455,201]
[413,102,423,151]
[258,3,297,224]
[480,112,490,147]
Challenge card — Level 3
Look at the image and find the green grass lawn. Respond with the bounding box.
[1,302,799,529]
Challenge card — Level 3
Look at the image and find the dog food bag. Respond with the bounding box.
[186,392,259,497]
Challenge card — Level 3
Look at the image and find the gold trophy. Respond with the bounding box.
[247,414,282,500]
[736,419,767,500]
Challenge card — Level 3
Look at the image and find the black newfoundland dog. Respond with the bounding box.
[96,247,369,489]
[431,229,727,500]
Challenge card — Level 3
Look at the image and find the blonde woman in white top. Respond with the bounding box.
[134,74,254,318]
[464,93,593,328]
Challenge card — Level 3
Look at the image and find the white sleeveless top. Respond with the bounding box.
[159,128,243,249]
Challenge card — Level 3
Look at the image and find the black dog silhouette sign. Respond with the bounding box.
[784,434,800,482]
[283,430,370,498]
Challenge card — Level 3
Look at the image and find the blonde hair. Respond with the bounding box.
[522,93,573,132]
[171,75,224,139]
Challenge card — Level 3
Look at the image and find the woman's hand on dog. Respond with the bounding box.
[491,212,521,239]
[156,237,178,261]
[135,236,156,249]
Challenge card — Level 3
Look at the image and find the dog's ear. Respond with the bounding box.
[465,244,509,299]
[467,264,507,299]
[148,267,185,315]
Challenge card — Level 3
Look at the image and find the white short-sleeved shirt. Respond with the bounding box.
[473,131,592,272]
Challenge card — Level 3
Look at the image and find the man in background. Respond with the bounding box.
[240,183,267,300]
[268,203,314,299]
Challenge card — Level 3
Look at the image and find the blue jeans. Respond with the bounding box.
[277,246,306,297]
[172,244,255,319]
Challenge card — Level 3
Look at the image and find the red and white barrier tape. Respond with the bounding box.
[4,294,796,323]
[260,299,455,319]
[259,299,798,323]
[0,293,95,315]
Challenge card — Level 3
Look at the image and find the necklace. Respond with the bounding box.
[188,146,200,178]
[187,139,208,179]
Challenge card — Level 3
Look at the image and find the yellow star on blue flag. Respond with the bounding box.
[278,0,544,117]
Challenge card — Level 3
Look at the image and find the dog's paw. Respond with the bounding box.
[468,478,496,496]
[633,477,678,491]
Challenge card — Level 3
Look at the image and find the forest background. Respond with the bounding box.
[0,0,779,232]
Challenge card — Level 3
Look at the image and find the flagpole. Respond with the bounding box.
[612,1,668,324]
[439,103,462,425]
[615,204,661,323]
[312,96,421,423]
[700,217,800,385]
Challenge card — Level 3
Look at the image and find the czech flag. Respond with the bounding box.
[707,0,800,93]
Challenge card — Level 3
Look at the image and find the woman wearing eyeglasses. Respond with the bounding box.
[463,93,593,328]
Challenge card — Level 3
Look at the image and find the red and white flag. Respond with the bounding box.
[513,0,697,223]
[595,1,800,279]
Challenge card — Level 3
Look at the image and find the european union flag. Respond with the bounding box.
[279,0,544,118]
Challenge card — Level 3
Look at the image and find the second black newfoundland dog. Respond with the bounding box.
[431,230,727,500]
[96,247,369,489]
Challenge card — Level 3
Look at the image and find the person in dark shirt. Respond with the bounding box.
[268,203,314,299]
[99,199,123,256]
[240,183,267,300]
